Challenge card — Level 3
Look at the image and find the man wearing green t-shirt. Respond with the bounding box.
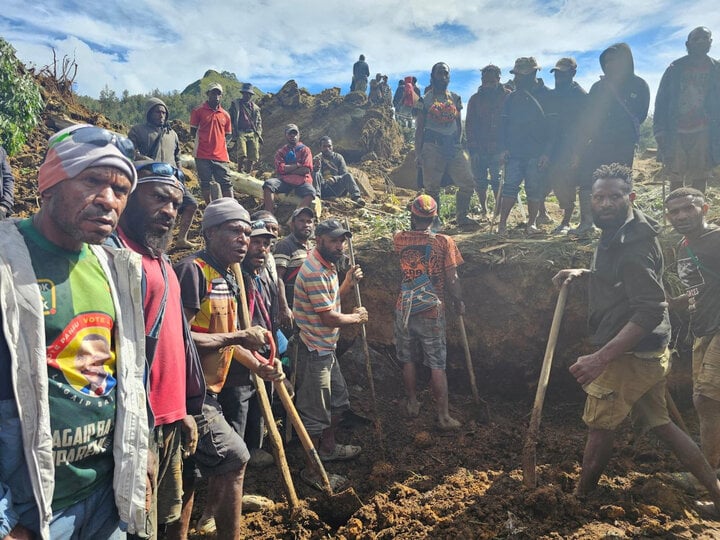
[0,124,149,539]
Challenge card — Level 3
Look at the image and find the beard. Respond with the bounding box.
[123,204,175,254]
[432,76,449,92]
[143,226,174,254]
[592,205,630,231]
[318,243,341,263]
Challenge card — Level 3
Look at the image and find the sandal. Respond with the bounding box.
[319,443,361,462]
[300,467,349,492]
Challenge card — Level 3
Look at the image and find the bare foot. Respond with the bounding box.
[406,399,421,418]
[175,238,198,250]
[438,415,461,431]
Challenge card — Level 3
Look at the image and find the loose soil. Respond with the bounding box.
[10,73,720,539]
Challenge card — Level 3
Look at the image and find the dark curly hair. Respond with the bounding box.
[664,186,705,206]
[592,163,633,193]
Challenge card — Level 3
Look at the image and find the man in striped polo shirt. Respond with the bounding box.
[292,219,367,490]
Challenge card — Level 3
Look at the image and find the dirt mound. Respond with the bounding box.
[8,71,720,539]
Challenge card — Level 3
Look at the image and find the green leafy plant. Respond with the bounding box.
[0,38,44,155]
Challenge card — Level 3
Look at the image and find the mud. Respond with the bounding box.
[9,73,720,539]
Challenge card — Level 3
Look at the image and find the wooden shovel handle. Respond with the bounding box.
[522,283,569,488]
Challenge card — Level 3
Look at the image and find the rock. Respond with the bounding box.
[600,504,626,519]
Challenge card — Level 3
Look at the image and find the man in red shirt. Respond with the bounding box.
[262,124,316,211]
[112,161,205,539]
[190,83,233,203]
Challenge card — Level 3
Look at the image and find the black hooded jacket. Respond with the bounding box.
[585,43,650,148]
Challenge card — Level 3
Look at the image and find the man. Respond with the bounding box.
[229,83,263,175]
[111,161,205,539]
[351,54,370,93]
[173,198,283,539]
[498,57,555,236]
[553,164,720,516]
[655,27,720,194]
[293,219,366,490]
[0,143,15,219]
[546,58,587,234]
[0,124,148,538]
[129,98,198,248]
[313,136,365,206]
[415,62,478,229]
[465,64,511,217]
[665,188,720,469]
[190,83,233,203]
[251,210,291,327]
[274,206,315,312]
[217,219,279,474]
[394,194,463,430]
[262,124,315,212]
[573,43,649,236]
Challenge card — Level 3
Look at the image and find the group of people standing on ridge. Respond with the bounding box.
[2,25,720,540]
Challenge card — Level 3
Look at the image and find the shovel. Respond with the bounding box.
[256,331,363,525]
[522,282,569,488]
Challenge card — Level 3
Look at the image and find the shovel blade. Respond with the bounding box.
[314,487,363,528]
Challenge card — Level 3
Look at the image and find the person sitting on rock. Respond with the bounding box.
[262,124,316,212]
[312,136,365,206]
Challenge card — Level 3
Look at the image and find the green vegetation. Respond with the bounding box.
[0,38,44,155]
[76,69,261,127]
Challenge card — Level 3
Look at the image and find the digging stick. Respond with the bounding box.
[230,255,299,513]
[458,315,480,404]
[522,282,569,488]
[343,219,382,439]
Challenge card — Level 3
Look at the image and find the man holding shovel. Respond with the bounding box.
[394,194,463,430]
[172,198,284,539]
[293,219,366,490]
[553,164,720,517]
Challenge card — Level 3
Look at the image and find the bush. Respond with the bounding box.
[0,38,44,155]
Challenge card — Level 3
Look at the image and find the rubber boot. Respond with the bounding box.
[568,189,595,236]
[456,189,479,228]
[201,187,213,205]
[222,186,234,199]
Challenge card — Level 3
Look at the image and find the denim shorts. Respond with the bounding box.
[50,479,122,540]
[195,158,231,189]
[503,157,547,201]
[394,310,447,370]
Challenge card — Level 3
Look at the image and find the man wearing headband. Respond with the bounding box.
[394,195,464,430]
[109,161,205,539]
[173,198,283,538]
[0,124,149,538]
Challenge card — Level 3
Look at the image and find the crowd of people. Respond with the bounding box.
[1,26,720,539]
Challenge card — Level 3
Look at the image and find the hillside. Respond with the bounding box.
[6,66,720,539]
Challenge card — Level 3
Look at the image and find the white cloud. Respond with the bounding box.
[2,0,718,113]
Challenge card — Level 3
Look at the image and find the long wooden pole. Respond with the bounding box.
[522,283,569,488]
[230,242,299,512]
[344,219,384,452]
[458,315,480,404]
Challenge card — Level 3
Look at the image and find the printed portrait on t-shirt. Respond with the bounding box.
[46,312,117,397]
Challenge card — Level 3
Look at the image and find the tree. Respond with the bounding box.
[0,38,44,155]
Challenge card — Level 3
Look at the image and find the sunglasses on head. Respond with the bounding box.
[136,162,186,183]
[50,126,135,160]
[251,220,267,230]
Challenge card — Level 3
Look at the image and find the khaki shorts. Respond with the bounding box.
[419,142,475,193]
[693,332,720,402]
[582,348,671,430]
[235,131,260,162]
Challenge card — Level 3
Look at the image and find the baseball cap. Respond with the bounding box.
[510,57,540,75]
[315,219,352,238]
[250,220,278,238]
[410,194,438,218]
[285,123,299,134]
[207,83,223,94]
[550,57,577,73]
[291,206,315,220]
[202,198,250,231]
[241,83,254,94]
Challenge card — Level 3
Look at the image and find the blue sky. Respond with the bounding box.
[2,0,718,115]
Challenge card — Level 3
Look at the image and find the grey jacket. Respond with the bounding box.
[128,97,181,167]
[0,221,149,538]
